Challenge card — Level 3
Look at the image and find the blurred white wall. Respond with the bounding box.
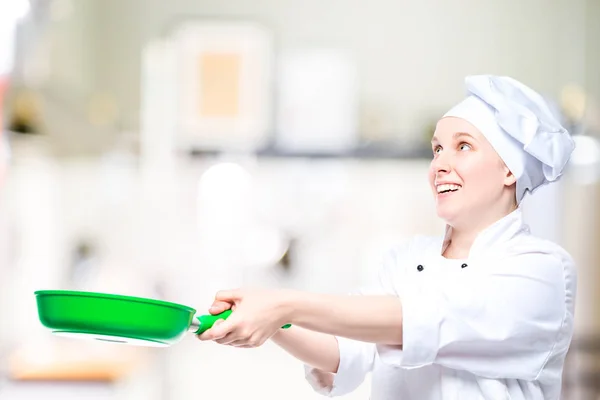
[22,0,590,150]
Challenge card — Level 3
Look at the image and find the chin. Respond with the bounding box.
[435,206,459,225]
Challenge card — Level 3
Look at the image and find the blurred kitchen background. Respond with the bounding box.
[1,0,600,399]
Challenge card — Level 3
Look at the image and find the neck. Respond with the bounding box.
[443,229,477,259]
[444,200,517,259]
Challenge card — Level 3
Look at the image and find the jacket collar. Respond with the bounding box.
[440,207,529,258]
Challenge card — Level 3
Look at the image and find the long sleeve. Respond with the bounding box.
[305,338,376,396]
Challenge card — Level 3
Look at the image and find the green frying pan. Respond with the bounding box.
[34,290,291,347]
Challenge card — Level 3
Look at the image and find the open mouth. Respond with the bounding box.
[436,184,461,194]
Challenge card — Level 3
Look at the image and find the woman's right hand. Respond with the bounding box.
[207,293,340,374]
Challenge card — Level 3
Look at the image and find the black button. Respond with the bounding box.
[417,265,424,271]
[461,263,468,268]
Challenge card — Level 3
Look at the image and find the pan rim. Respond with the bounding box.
[34,290,196,314]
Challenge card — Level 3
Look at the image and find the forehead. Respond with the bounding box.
[432,117,485,142]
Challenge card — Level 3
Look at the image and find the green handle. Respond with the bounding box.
[194,310,292,334]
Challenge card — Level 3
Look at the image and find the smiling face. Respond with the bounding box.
[429,117,517,229]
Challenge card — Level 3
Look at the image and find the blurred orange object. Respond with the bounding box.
[7,339,146,382]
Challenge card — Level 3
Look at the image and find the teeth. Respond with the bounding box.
[436,184,461,194]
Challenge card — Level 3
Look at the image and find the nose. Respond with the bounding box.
[431,151,451,175]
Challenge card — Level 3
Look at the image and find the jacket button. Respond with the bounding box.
[417,265,424,271]
[461,263,468,268]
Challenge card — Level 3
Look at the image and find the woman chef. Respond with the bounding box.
[198,75,577,400]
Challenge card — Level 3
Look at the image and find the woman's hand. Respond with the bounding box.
[197,288,293,348]
[198,288,403,346]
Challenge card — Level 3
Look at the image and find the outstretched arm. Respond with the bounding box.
[196,289,403,348]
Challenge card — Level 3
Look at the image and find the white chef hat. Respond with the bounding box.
[442,75,576,203]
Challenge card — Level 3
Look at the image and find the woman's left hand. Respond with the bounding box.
[196,288,293,348]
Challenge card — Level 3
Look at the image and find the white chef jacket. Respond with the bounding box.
[305,208,576,399]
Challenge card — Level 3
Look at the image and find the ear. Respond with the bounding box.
[503,165,517,186]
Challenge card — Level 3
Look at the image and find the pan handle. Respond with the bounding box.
[191,310,291,335]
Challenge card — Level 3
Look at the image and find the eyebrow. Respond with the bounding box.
[431,132,476,144]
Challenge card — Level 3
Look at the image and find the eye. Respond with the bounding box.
[433,145,442,154]
[459,142,472,151]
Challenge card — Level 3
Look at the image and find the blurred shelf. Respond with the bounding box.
[186,141,433,161]
[0,381,116,400]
